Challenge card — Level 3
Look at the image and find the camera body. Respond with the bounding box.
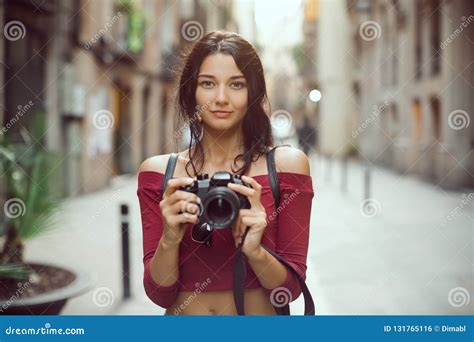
[179,171,251,229]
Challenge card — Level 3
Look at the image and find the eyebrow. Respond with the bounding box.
[197,74,246,80]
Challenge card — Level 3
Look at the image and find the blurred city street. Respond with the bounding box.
[1,0,473,318]
[22,152,472,315]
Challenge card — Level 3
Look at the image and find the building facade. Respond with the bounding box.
[346,0,473,189]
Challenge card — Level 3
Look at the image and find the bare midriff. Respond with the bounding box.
[165,288,276,315]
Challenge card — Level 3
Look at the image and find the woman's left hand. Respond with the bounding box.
[227,175,267,258]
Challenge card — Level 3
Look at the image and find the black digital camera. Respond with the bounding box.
[179,171,251,229]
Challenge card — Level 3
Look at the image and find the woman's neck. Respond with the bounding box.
[193,124,244,167]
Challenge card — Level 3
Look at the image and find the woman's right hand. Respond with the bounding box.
[159,177,201,246]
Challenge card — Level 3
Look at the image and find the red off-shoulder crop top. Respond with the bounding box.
[137,170,314,308]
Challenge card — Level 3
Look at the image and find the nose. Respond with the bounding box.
[215,84,229,105]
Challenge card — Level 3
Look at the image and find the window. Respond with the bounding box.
[414,0,423,80]
[412,99,422,143]
[430,97,441,142]
[430,0,441,76]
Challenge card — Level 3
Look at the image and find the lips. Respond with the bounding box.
[212,110,233,118]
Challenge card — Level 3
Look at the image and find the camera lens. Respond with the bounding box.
[207,197,231,222]
[203,187,240,229]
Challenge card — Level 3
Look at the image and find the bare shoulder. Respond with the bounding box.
[274,146,311,176]
[138,154,173,174]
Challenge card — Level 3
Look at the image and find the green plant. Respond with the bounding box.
[115,0,147,54]
[0,263,32,280]
[0,112,61,279]
[127,8,146,53]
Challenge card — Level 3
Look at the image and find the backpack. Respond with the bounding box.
[161,146,315,315]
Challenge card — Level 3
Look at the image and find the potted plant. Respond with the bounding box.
[0,113,91,315]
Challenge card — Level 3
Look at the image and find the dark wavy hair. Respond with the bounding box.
[175,30,274,177]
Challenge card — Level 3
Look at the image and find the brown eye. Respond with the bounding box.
[200,81,214,88]
[230,82,245,89]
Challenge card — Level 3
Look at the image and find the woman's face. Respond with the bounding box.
[195,53,248,131]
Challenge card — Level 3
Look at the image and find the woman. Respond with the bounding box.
[137,31,314,315]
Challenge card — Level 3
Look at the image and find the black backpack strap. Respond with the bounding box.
[161,153,179,192]
[266,147,280,207]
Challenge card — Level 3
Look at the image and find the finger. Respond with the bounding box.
[169,190,201,205]
[233,216,244,246]
[227,182,256,197]
[238,209,262,216]
[229,177,263,207]
[170,200,201,215]
[238,219,247,241]
[232,213,242,238]
[235,221,243,247]
[237,213,251,246]
[182,212,200,224]
[241,175,263,193]
[227,183,260,207]
[164,177,195,197]
[173,212,199,225]
[241,216,266,228]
